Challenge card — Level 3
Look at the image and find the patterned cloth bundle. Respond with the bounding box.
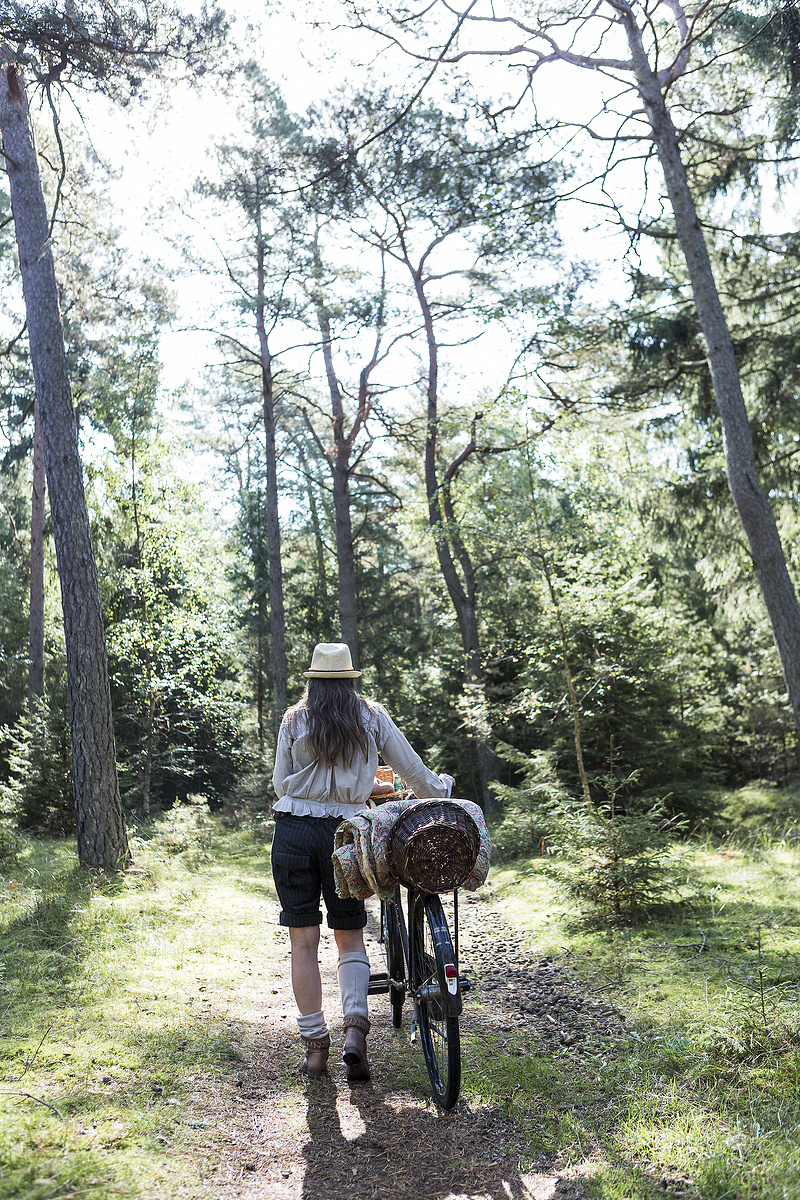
[332,797,491,901]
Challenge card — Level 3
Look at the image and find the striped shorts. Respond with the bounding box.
[271,812,367,930]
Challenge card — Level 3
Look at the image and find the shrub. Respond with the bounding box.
[554,799,686,920]
[0,693,73,836]
[489,743,567,861]
[146,797,214,857]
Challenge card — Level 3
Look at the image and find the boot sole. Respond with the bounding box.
[343,1051,370,1081]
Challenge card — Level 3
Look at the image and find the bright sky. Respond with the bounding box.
[41,0,708,470]
[68,2,641,396]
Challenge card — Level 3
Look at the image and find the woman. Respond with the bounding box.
[271,642,453,1082]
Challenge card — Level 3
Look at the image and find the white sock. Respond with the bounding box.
[297,1009,328,1040]
[338,952,370,1020]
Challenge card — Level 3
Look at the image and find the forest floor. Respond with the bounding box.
[197,885,600,1200]
[1,809,598,1200]
[3,785,800,1200]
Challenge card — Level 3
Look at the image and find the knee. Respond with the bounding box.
[290,926,321,953]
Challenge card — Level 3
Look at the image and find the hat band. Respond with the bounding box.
[306,669,360,674]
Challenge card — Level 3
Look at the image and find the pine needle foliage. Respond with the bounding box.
[0,693,73,836]
[554,799,687,922]
[489,742,568,861]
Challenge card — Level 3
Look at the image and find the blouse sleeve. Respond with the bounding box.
[272,721,293,799]
[376,707,452,799]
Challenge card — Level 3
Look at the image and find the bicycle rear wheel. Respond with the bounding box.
[385,899,406,1028]
[411,894,461,1109]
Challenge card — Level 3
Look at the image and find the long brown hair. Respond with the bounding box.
[285,679,372,766]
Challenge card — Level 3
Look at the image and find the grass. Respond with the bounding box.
[475,781,800,1198]
[0,802,281,1200]
[3,783,800,1199]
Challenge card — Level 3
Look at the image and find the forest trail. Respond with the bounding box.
[175,882,628,1200]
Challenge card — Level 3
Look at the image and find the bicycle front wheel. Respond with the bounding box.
[411,894,461,1109]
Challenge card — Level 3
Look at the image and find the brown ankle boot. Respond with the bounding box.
[342,1015,371,1082]
[301,1033,330,1079]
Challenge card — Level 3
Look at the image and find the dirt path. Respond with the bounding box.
[181,889,628,1200]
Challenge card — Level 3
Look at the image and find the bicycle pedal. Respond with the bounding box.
[368,972,391,995]
[459,976,472,993]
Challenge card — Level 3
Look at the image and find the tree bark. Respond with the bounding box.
[28,393,45,706]
[297,440,330,641]
[412,259,500,813]
[254,491,266,755]
[314,262,360,668]
[529,484,592,804]
[619,10,800,737]
[318,321,360,666]
[330,411,360,669]
[130,413,153,820]
[1,64,128,867]
[255,230,287,728]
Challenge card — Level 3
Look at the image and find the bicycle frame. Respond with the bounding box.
[382,885,463,1020]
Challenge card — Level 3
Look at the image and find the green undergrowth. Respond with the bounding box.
[0,804,280,1200]
[475,781,800,1199]
[3,784,800,1200]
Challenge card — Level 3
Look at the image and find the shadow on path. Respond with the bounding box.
[298,1074,586,1200]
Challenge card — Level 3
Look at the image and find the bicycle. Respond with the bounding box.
[371,883,464,1109]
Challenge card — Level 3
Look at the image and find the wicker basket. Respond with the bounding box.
[388,799,480,894]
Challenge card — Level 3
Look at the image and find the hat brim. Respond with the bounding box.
[305,669,361,678]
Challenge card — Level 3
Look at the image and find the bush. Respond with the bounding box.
[0,693,73,836]
[145,797,214,857]
[0,820,18,863]
[489,743,567,861]
[554,799,686,920]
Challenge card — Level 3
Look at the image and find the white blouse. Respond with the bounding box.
[272,700,452,818]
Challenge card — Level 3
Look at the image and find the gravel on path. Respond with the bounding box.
[182,886,629,1200]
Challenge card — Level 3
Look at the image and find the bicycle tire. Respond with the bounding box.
[385,900,406,1028]
[411,894,461,1109]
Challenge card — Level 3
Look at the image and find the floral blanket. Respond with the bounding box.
[332,797,491,901]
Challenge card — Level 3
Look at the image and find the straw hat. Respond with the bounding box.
[305,642,361,678]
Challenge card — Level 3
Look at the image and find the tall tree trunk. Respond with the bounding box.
[297,441,330,640]
[1,65,128,868]
[244,479,267,755]
[331,446,360,670]
[28,393,45,707]
[255,493,266,755]
[315,296,360,668]
[130,414,153,820]
[529,482,591,804]
[142,693,155,820]
[620,12,800,738]
[255,231,287,728]
[413,263,500,813]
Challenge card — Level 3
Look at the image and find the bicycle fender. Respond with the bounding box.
[428,910,463,1018]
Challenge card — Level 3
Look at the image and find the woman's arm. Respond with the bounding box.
[272,723,293,799]
[377,710,453,799]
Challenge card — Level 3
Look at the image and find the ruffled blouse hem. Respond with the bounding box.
[273,796,368,819]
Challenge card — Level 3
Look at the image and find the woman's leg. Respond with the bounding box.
[288,926,330,1078]
[334,928,371,1081]
[271,816,330,1076]
[289,925,323,1015]
[333,928,366,960]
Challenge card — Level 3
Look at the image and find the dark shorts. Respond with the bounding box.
[271,812,367,930]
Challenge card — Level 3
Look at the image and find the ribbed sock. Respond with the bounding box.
[296,1009,328,1040]
[338,951,371,1021]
